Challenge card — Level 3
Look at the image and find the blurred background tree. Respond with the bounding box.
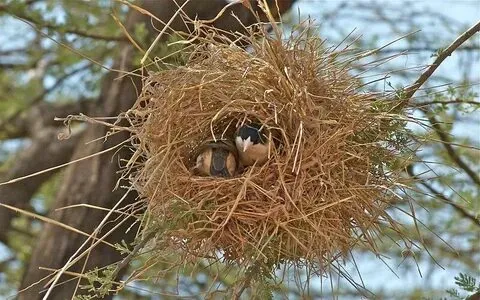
[0,0,478,299]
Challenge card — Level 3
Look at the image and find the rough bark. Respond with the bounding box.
[0,100,95,244]
[0,129,81,244]
[17,8,145,299]
[17,1,297,299]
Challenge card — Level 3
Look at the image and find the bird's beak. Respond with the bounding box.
[242,142,250,152]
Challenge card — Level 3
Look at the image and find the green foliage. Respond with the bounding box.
[446,273,480,299]
[446,287,462,299]
[255,278,275,300]
[454,273,478,293]
[76,264,118,299]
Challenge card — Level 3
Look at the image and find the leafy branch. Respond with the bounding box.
[0,2,126,42]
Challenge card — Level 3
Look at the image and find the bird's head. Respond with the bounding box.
[193,148,212,174]
[235,123,267,152]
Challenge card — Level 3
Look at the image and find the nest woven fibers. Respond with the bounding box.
[124,20,413,272]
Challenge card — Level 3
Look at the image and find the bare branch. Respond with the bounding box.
[378,45,480,54]
[407,165,480,227]
[424,111,480,186]
[403,20,480,101]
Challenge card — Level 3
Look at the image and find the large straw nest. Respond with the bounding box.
[125,24,410,269]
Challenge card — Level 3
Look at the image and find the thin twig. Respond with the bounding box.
[413,99,480,107]
[108,231,155,287]
[423,111,480,186]
[403,20,480,100]
[140,0,190,65]
[407,165,480,227]
[377,45,480,54]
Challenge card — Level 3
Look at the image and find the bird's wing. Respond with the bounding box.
[211,148,229,176]
[217,140,238,159]
[203,139,238,158]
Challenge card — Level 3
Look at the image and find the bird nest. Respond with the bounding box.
[124,23,411,271]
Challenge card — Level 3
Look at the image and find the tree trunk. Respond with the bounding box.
[18,6,146,299]
[18,1,297,299]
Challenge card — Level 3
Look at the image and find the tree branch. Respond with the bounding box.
[394,20,480,187]
[407,165,480,227]
[403,20,480,101]
[0,63,92,137]
[378,45,480,54]
[423,111,480,186]
[1,6,126,42]
[2,98,94,140]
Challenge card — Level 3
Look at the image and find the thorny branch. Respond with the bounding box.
[106,231,155,292]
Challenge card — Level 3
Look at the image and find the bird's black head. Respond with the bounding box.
[237,123,266,144]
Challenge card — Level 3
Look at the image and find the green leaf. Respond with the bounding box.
[454,273,477,292]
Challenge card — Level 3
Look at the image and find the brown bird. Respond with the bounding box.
[194,139,238,177]
[234,122,270,167]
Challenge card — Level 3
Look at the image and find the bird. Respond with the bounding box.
[193,139,238,177]
[234,122,270,167]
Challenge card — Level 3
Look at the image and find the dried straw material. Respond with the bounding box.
[125,23,410,269]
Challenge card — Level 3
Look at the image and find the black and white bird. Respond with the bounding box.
[234,122,270,167]
[194,139,238,177]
